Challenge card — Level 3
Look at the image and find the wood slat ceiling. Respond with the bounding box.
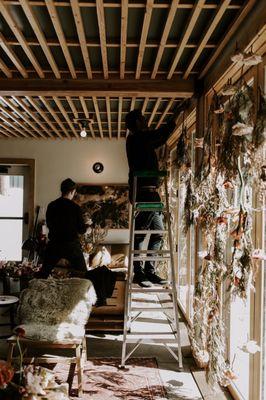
[0,0,254,139]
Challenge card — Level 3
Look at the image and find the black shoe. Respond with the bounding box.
[145,272,168,285]
[133,271,152,288]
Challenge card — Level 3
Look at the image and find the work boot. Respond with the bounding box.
[145,272,168,285]
[133,271,152,288]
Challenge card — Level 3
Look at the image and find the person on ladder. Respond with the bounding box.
[125,107,182,287]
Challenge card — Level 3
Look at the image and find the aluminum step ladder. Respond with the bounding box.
[121,170,183,369]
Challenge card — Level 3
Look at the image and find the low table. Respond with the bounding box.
[0,295,19,338]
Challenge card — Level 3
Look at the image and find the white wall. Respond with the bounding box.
[0,138,128,220]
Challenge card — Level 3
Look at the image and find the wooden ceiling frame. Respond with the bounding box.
[199,0,257,79]
[0,32,28,78]
[0,104,37,138]
[0,57,12,78]
[39,96,66,138]
[120,0,128,79]
[92,96,103,138]
[105,96,112,139]
[96,0,109,79]
[70,0,92,79]
[167,0,205,80]
[0,122,21,138]
[53,96,78,138]
[155,98,174,129]
[148,97,161,127]
[67,96,78,119]
[26,96,62,139]
[117,96,122,139]
[1,96,47,138]
[183,0,230,79]
[0,2,44,78]
[12,96,54,138]
[45,0,77,79]
[151,0,178,79]
[135,0,154,79]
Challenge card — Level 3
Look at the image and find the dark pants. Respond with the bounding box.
[134,211,164,275]
[39,240,87,278]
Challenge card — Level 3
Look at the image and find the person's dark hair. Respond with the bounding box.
[60,178,77,195]
[125,109,142,131]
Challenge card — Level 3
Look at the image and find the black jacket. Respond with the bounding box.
[126,122,175,201]
[46,197,87,243]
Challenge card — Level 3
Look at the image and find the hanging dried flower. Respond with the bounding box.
[194,137,204,148]
[232,122,253,136]
[242,52,262,66]
[0,361,14,389]
[240,340,261,354]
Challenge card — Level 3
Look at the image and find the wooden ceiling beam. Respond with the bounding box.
[26,96,62,138]
[92,97,103,138]
[0,79,194,98]
[79,96,89,118]
[0,32,28,78]
[0,123,20,138]
[70,0,92,79]
[156,98,174,129]
[2,1,241,9]
[151,1,178,79]
[120,0,128,79]
[66,96,78,119]
[0,104,37,138]
[11,96,53,138]
[1,96,47,138]
[0,57,12,78]
[148,97,161,127]
[199,0,257,79]
[96,0,109,79]
[19,0,60,79]
[135,0,154,79]
[141,97,149,114]
[0,2,44,78]
[167,0,205,79]
[45,0,76,79]
[117,96,122,139]
[105,97,112,139]
[183,0,230,79]
[53,97,78,138]
[39,96,66,138]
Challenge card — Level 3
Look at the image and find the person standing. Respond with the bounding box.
[39,178,88,278]
[125,109,180,287]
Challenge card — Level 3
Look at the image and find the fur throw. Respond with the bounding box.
[17,277,97,341]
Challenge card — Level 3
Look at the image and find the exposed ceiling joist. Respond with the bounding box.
[0,57,12,78]
[53,97,78,138]
[0,1,44,78]
[45,0,77,79]
[151,0,178,79]
[148,97,161,127]
[135,0,154,79]
[183,0,230,79]
[156,98,174,129]
[120,0,128,79]
[106,96,112,139]
[96,0,109,79]
[70,0,92,79]
[92,97,103,138]
[118,96,123,139]
[0,32,28,78]
[199,0,257,79]
[39,96,65,138]
[0,79,194,97]
[167,0,205,79]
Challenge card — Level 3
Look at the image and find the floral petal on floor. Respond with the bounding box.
[53,357,167,400]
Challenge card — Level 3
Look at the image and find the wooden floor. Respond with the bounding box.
[86,291,233,400]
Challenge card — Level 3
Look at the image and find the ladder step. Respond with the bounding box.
[125,337,177,343]
[133,256,170,261]
[130,288,172,293]
[135,202,164,211]
[134,230,167,234]
[131,307,173,312]
[131,250,170,254]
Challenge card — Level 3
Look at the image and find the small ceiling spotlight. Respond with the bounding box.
[93,162,104,174]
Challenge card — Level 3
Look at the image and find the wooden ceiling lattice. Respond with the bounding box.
[0,0,256,139]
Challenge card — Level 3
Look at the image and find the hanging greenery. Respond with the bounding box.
[175,74,265,387]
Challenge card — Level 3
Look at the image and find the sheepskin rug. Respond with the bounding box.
[17,277,97,341]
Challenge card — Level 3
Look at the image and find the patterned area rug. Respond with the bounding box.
[53,357,167,400]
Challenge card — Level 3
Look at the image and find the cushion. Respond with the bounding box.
[17,277,97,341]
[90,246,111,268]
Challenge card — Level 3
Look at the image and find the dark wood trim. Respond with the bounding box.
[0,78,194,98]
[0,158,35,232]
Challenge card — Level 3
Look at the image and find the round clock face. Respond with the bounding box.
[92,162,104,174]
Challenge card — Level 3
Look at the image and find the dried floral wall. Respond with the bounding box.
[169,57,265,397]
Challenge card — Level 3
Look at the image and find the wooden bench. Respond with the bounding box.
[7,336,86,397]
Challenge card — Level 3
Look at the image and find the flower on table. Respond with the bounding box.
[0,360,14,389]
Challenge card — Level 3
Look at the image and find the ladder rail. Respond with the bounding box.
[121,171,183,369]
